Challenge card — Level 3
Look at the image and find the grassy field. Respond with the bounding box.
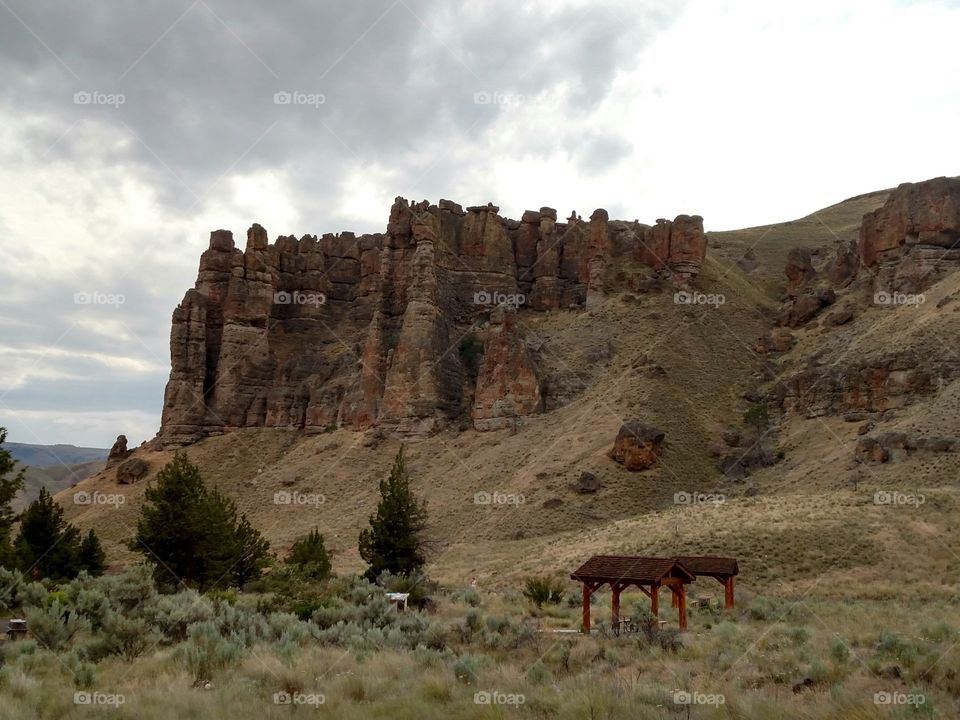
[1,565,957,719]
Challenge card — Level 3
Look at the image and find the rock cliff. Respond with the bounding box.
[158,197,707,446]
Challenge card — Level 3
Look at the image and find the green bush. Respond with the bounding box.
[174,621,245,685]
[25,600,88,652]
[101,612,158,661]
[522,576,565,608]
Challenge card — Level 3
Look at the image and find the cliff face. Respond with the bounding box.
[859,176,960,293]
[158,197,707,446]
[769,177,960,421]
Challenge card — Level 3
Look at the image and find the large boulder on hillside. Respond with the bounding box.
[609,422,665,471]
[116,458,150,484]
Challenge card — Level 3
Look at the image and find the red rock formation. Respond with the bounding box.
[608,422,665,471]
[858,177,960,292]
[636,215,707,280]
[158,198,708,446]
[471,305,542,430]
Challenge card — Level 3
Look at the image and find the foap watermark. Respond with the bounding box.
[74,291,125,307]
[73,91,125,108]
[74,691,125,708]
[73,491,126,509]
[474,690,525,706]
[274,291,326,306]
[474,490,525,507]
[273,691,325,707]
[874,691,925,707]
[273,90,325,108]
[674,491,725,506]
[473,91,524,106]
[473,290,525,308]
[274,491,325,507]
[874,290,925,307]
[673,690,725,706]
[874,490,925,507]
[674,290,725,308]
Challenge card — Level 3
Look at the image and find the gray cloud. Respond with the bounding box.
[0,0,685,446]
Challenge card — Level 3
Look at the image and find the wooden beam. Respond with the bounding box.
[611,584,621,633]
[650,582,659,617]
[724,577,735,609]
[678,583,687,631]
[582,583,592,633]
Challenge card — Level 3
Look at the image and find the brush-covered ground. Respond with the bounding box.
[1,564,956,720]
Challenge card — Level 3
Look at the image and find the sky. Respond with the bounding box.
[0,0,958,449]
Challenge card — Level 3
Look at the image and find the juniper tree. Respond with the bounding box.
[78,529,107,577]
[358,446,428,580]
[14,487,84,580]
[285,528,332,581]
[0,427,24,569]
[131,452,270,590]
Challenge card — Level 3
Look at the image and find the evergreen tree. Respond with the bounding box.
[285,528,332,581]
[233,512,271,587]
[131,452,270,590]
[14,487,82,580]
[358,446,428,580]
[0,428,25,569]
[131,452,206,587]
[77,529,107,577]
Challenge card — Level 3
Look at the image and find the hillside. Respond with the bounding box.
[6,442,108,511]
[60,178,960,604]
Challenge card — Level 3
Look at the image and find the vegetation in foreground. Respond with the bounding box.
[1,563,957,719]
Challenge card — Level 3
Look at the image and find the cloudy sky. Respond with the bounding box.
[0,0,957,449]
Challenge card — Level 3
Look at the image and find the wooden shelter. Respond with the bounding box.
[677,556,739,608]
[570,556,696,632]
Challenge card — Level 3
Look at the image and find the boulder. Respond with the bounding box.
[572,471,601,494]
[609,422,665,471]
[116,458,149,484]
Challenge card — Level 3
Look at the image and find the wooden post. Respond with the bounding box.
[724,577,735,609]
[678,583,687,631]
[611,584,621,634]
[650,582,659,617]
[582,584,592,633]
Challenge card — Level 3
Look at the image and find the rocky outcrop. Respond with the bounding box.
[608,422,665,471]
[158,198,708,446]
[784,248,816,297]
[858,177,960,293]
[106,435,130,467]
[471,305,542,431]
[855,432,959,464]
[637,215,707,280]
[775,352,960,418]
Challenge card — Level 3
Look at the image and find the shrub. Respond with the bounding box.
[527,660,553,685]
[829,637,851,663]
[175,621,245,685]
[452,587,481,607]
[101,611,158,661]
[73,588,112,632]
[25,600,88,651]
[522,576,565,608]
[0,567,23,610]
[143,589,215,643]
[453,655,480,684]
